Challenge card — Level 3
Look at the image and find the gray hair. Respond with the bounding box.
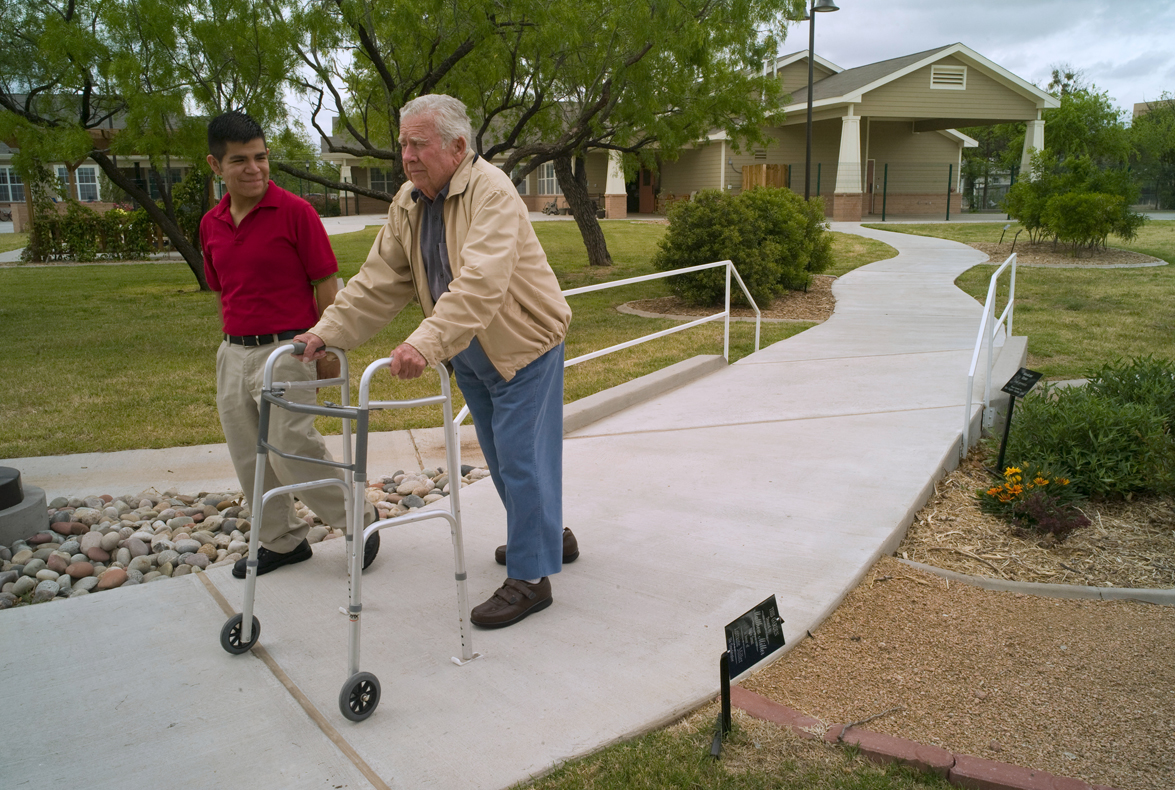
[400,94,474,150]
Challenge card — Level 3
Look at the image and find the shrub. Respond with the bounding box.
[1041,191,1123,254]
[652,187,832,307]
[999,360,1175,498]
[978,465,1090,540]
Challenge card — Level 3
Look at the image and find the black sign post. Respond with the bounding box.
[994,367,1043,475]
[711,595,786,758]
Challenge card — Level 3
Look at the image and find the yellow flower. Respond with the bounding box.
[1060,478,1070,485]
[1034,477,1049,486]
[1004,467,1022,476]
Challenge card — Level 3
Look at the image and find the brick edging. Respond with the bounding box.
[730,686,1119,790]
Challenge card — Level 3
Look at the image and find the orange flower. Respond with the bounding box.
[1034,477,1049,486]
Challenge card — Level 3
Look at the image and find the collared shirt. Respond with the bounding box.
[200,181,338,335]
[411,183,452,303]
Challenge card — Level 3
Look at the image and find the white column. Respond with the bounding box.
[339,164,352,184]
[1020,119,1045,174]
[833,115,862,194]
[605,149,627,219]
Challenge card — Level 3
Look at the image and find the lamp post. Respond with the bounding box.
[803,0,839,201]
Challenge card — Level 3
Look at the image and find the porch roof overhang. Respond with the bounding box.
[783,43,1060,126]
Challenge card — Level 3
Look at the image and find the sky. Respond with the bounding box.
[787,0,1175,116]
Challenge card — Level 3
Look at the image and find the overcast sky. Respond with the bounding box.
[787,0,1175,115]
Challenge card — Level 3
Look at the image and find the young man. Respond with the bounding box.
[295,94,576,628]
[201,111,377,578]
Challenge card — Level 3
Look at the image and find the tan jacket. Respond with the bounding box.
[311,152,571,380]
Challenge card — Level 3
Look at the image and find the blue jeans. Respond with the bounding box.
[451,338,564,580]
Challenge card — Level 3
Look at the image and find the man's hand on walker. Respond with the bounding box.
[293,332,327,362]
[388,343,427,380]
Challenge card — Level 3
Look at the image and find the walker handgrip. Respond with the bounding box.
[291,342,308,356]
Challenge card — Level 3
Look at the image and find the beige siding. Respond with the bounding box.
[776,60,837,102]
[584,152,609,195]
[858,55,1039,120]
[659,144,724,197]
[866,121,961,192]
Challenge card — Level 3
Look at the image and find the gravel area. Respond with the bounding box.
[969,240,1165,268]
[742,449,1175,790]
[625,274,836,323]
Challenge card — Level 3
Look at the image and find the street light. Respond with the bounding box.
[803,0,839,201]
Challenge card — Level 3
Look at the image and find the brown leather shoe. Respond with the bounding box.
[470,577,552,628]
[495,528,578,566]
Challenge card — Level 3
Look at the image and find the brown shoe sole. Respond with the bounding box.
[470,595,552,629]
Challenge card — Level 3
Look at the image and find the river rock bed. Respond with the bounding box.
[0,464,491,610]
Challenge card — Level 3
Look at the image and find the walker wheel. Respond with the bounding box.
[220,613,261,655]
[339,672,381,721]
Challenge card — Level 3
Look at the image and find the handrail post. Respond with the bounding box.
[1007,253,1017,338]
[724,263,732,362]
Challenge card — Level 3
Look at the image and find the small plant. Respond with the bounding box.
[978,466,1091,540]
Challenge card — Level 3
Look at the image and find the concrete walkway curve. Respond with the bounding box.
[0,224,1018,789]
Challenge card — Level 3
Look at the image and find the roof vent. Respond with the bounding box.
[931,65,967,90]
[754,149,767,160]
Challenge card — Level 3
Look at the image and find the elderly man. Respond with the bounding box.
[296,94,576,628]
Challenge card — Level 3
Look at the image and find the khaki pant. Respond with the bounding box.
[216,341,350,553]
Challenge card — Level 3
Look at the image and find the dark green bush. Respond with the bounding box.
[1003,150,1146,248]
[999,357,1175,498]
[652,187,832,307]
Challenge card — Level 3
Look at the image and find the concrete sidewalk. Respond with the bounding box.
[0,224,1023,790]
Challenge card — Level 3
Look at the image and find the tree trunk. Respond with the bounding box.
[554,155,612,267]
[89,150,208,290]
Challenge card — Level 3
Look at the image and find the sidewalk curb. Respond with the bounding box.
[897,559,1175,606]
[729,687,1119,790]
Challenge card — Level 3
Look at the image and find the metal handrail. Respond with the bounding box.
[454,259,761,425]
[962,252,1017,456]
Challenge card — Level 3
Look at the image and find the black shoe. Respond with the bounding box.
[495,527,578,566]
[232,539,313,579]
[363,529,380,570]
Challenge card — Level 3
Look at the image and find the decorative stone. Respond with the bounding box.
[95,568,128,590]
[100,532,122,552]
[74,576,100,592]
[157,561,174,577]
[307,526,329,544]
[49,496,69,508]
[143,572,164,583]
[172,564,192,577]
[12,576,35,597]
[114,548,131,566]
[22,559,46,577]
[28,533,54,545]
[33,580,60,603]
[174,539,201,555]
[196,544,217,560]
[167,516,195,530]
[35,569,60,582]
[128,556,153,574]
[59,540,80,556]
[85,547,110,563]
[125,538,148,558]
[125,569,144,584]
[182,552,209,569]
[66,561,94,579]
[191,530,216,546]
[401,495,425,509]
[0,570,16,587]
[11,549,33,565]
[156,549,179,567]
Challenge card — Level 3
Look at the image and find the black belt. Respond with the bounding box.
[225,330,305,347]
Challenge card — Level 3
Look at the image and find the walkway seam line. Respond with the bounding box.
[196,572,391,790]
[566,404,961,441]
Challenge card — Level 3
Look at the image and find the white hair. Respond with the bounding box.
[400,94,474,150]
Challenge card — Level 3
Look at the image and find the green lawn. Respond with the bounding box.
[2,222,891,458]
[0,232,28,254]
[862,221,1175,379]
[513,705,949,790]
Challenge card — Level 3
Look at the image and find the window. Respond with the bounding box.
[147,168,182,200]
[537,162,561,195]
[0,167,23,203]
[57,166,70,198]
[370,167,394,193]
[931,65,967,90]
[77,167,99,201]
[510,166,527,195]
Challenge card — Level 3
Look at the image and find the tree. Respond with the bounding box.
[959,122,1024,210]
[1041,86,1132,167]
[1131,93,1175,209]
[269,0,801,266]
[0,0,292,288]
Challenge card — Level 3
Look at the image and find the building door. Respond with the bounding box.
[865,159,876,214]
[638,168,655,214]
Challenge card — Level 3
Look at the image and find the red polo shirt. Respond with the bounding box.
[201,182,338,336]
